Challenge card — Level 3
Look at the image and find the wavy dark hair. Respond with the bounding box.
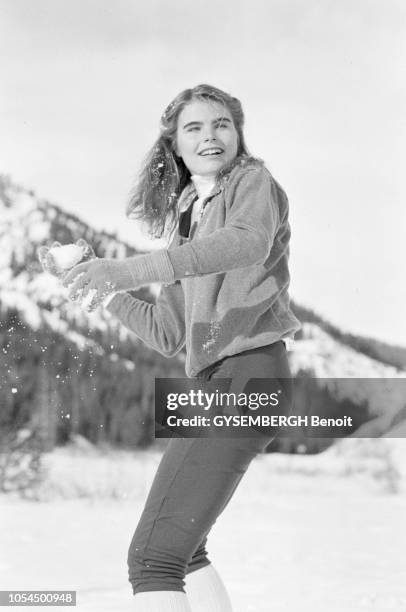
[126,84,251,239]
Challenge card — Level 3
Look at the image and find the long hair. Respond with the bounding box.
[126,84,250,239]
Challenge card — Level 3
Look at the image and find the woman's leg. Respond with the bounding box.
[184,340,292,611]
[128,434,269,593]
[129,341,291,608]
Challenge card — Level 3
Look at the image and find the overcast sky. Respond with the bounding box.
[1,0,405,345]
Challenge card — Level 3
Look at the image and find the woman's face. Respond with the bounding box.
[174,99,239,176]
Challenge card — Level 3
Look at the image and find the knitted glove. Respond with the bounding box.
[37,239,107,312]
[61,250,175,301]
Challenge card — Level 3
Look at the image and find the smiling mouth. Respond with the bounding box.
[199,148,224,156]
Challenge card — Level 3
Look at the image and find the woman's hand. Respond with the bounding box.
[61,258,136,301]
[62,249,175,304]
[37,239,117,311]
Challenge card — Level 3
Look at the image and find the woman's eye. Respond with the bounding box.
[216,123,229,129]
[187,126,200,132]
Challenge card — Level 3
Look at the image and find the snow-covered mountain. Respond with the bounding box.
[0,175,185,450]
[1,175,405,450]
[0,174,151,345]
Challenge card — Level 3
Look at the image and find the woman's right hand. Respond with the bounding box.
[37,239,105,311]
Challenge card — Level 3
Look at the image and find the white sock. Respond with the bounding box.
[134,590,192,612]
[186,564,234,611]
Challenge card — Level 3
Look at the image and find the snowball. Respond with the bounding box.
[49,244,84,270]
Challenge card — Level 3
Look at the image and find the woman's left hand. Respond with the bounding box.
[61,258,135,301]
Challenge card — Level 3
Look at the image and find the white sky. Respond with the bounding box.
[1,0,405,346]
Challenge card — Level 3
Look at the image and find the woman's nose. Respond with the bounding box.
[202,128,217,142]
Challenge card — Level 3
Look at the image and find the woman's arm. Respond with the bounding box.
[105,280,186,357]
[120,165,280,283]
[62,166,281,296]
[167,165,280,278]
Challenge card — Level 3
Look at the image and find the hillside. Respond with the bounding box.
[0,175,185,451]
[1,174,405,454]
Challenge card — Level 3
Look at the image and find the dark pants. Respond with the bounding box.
[128,341,291,594]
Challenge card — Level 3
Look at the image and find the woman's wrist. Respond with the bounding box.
[125,250,175,287]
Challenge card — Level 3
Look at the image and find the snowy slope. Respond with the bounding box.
[290,323,406,422]
[290,323,405,378]
[1,176,406,611]
[1,175,405,433]
[1,442,406,612]
[0,176,151,368]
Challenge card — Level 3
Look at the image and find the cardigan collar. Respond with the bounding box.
[177,154,257,213]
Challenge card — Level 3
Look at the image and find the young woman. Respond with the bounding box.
[62,84,301,611]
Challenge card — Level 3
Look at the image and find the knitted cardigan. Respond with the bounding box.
[106,156,301,377]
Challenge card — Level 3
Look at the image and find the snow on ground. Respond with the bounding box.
[1,438,406,612]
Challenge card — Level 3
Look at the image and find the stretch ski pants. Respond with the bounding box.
[128,340,292,595]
